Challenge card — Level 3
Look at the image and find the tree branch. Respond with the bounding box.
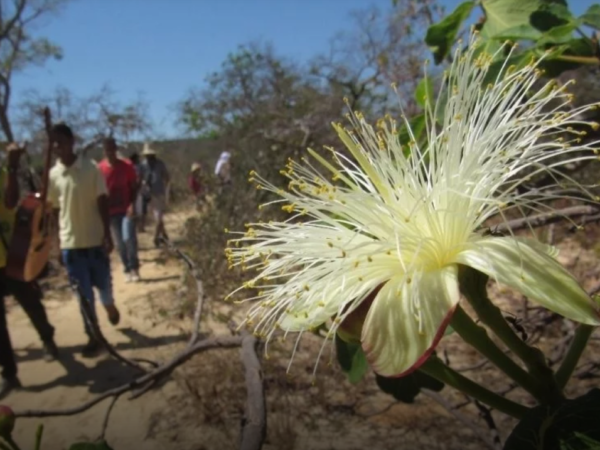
[239,333,266,450]
[14,335,243,418]
[421,390,500,450]
[490,205,599,233]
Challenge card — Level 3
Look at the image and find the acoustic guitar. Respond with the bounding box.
[5,107,54,282]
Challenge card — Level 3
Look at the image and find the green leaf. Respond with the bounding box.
[481,0,542,38]
[537,23,578,46]
[335,334,369,384]
[415,76,434,109]
[580,4,600,30]
[493,24,543,41]
[425,1,475,64]
[504,388,600,450]
[530,2,573,31]
[375,370,444,404]
[483,50,535,85]
[397,113,426,149]
[538,38,595,77]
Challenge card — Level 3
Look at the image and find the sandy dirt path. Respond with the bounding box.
[4,213,191,450]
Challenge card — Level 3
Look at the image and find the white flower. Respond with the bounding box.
[226,35,600,377]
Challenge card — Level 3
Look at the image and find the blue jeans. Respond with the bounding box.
[62,247,114,336]
[110,214,139,273]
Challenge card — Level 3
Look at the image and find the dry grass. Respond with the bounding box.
[138,201,600,450]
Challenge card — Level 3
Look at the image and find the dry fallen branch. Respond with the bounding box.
[422,390,500,450]
[492,205,599,233]
[72,280,152,373]
[159,236,205,345]
[239,333,266,450]
[15,335,243,418]
[98,393,120,441]
[15,239,267,450]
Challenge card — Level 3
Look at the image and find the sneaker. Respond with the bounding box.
[81,338,101,358]
[105,304,120,326]
[42,340,59,362]
[124,273,133,283]
[131,271,141,282]
[0,376,21,399]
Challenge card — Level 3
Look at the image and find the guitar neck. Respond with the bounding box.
[39,107,53,206]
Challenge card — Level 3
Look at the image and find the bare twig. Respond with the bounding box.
[159,236,205,346]
[422,390,500,450]
[15,335,243,418]
[239,333,266,450]
[72,281,151,373]
[491,205,599,234]
[474,400,502,448]
[98,394,120,441]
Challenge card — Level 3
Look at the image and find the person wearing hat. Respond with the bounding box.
[188,162,204,203]
[140,143,170,247]
[214,151,232,184]
[0,143,58,398]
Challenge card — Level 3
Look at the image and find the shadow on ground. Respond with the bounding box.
[14,327,187,394]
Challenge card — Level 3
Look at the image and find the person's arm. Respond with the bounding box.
[97,194,112,248]
[47,176,62,263]
[94,166,113,253]
[127,164,138,216]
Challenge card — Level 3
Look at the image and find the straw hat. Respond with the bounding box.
[191,162,201,173]
[142,142,157,156]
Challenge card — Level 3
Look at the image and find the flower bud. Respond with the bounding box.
[0,405,15,438]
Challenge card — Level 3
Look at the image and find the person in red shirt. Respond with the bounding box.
[188,162,202,194]
[98,138,140,282]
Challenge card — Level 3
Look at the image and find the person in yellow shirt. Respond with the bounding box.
[48,124,120,357]
[0,143,57,398]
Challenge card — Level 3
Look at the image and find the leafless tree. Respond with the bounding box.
[311,0,443,117]
[0,0,69,141]
[16,84,153,152]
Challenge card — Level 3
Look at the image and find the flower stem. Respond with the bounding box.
[420,357,529,419]
[34,424,44,450]
[460,267,564,405]
[555,325,594,389]
[451,306,543,401]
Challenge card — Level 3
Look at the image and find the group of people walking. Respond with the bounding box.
[187,150,232,205]
[0,126,171,398]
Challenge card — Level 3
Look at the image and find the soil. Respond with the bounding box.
[3,210,600,450]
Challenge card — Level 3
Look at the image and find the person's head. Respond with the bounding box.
[142,143,157,164]
[129,152,139,165]
[51,123,74,160]
[103,137,118,161]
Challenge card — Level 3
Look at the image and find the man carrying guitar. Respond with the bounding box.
[0,143,58,398]
[48,124,121,357]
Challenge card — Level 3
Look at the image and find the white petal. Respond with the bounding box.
[361,266,459,377]
[456,237,600,325]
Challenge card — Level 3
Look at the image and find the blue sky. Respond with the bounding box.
[11,0,599,138]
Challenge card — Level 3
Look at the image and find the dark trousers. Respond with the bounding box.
[0,271,55,379]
